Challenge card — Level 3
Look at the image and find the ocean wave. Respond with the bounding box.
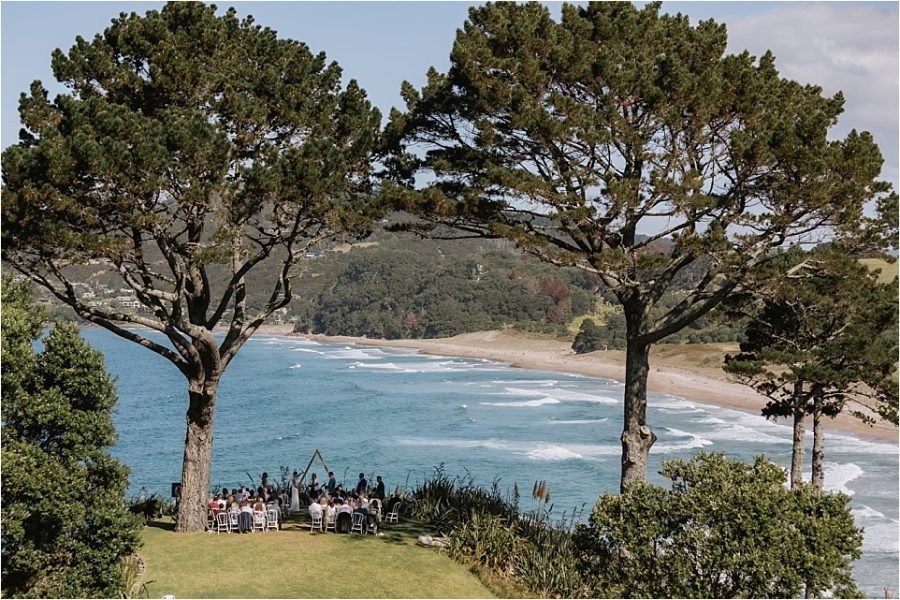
[548,418,609,425]
[548,389,619,404]
[526,445,584,461]
[853,505,886,520]
[699,423,787,445]
[288,363,302,369]
[652,427,714,453]
[826,434,899,456]
[394,437,620,460]
[489,386,617,404]
[291,347,324,354]
[860,518,900,553]
[481,396,561,407]
[322,347,384,360]
[824,462,864,496]
[651,397,698,410]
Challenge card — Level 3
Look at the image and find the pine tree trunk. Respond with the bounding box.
[175,379,218,532]
[790,380,805,490]
[620,340,656,491]
[811,406,825,491]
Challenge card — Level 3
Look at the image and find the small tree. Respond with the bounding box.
[723,248,898,490]
[574,452,862,598]
[386,1,893,490]
[2,3,382,531]
[1,276,142,598]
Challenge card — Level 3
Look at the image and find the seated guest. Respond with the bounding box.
[324,498,336,525]
[358,492,369,510]
[369,498,382,517]
[227,495,238,511]
[253,496,266,513]
[239,496,253,533]
[337,498,353,515]
[309,496,323,520]
[208,495,221,517]
[334,484,345,500]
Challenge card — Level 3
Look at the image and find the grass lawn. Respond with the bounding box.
[139,515,494,599]
[859,257,899,284]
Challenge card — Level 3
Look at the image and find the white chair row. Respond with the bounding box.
[213,508,279,533]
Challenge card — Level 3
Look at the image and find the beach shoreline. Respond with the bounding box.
[283,329,898,445]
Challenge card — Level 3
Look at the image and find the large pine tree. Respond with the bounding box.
[2,2,383,530]
[386,2,894,489]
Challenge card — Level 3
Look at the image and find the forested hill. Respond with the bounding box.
[287,229,601,339]
[30,223,751,345]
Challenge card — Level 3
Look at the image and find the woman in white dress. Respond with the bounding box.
[289,471,301,513]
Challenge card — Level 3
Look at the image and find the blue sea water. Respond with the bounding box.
[82,328,899,596]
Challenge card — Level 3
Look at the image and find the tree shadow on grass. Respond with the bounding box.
[146,518,176,531]
[377,520,439,546]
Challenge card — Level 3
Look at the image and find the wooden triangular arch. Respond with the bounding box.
[298,448,330,484]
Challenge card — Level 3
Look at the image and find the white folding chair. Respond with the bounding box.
[266,508,279,532]
[324,510,337,532]
[309,510,324,533]
[215,511,230,533]
[385,502,401,523]
[252,510,267,532]
[228,510,240,532]
[351,512,366,534]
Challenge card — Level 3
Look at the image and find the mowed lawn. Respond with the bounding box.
[139,516,494,598]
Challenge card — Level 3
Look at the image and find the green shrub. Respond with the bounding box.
[446,512,524,577]
[406,466,517,533]
[573,452,863,598]
[128,491,168,524]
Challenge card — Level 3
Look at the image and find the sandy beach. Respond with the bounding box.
[294,330,898,444]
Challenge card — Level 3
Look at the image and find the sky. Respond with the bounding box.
[2,1,898,186]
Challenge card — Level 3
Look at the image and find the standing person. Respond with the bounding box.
[375,475,385,501]
[356,472,367,495]
[290,471,301,513]
[327,471,336,497]
[260,471,269,489]
[309,473,319,497]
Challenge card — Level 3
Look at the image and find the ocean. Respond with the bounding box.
[81,328,899,596]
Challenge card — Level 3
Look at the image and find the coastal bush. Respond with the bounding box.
[408,468,588,597]
[445,512,524,577]
[128,492,168,524]
[1,276,142,598]
[406,467,517,533]
[573,452,863,598]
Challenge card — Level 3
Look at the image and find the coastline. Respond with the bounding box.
[290,329,898,444]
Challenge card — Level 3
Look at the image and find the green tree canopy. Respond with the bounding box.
[1,276,142,597]
[723,247,898,489]
[574,452,862,598]
[2,2,383,531]
[386,1,894,489]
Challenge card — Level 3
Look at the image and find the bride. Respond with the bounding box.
[289,471,301,513]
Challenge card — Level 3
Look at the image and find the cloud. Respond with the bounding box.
[724,3,899,186]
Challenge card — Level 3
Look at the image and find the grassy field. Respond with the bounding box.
[139,516,494,599]
[859,257,899,284]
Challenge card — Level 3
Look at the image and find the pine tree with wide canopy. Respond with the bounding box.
[2,2,382,531]
[385,1,894,489]
[723,247,898,490]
